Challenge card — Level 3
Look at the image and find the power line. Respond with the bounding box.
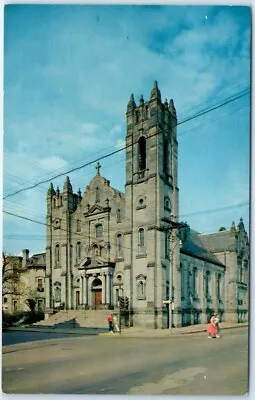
[180,201,249,218]
[3,89,250,200]
[3,99,249,224]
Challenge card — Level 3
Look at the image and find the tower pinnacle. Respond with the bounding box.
[150,80,161,101]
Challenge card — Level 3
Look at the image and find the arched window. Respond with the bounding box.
[55,244,60,266]
[136,275,146,299]
[116,234,123,258]
[96,224,103,238]
[138,136,146,171]
[76,241,81,263]
[117,209,121,223]
[163,138,169,175]
[54,282,61,303]
[77,219,81,232]
[96,187,100,203]
[55,287,61,302]
[138,228,145,253]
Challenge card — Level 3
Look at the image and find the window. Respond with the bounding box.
[37,278,44,292]
[37,279,43,289]
[96,187,100,203]
[188,271,192,296]
[55,285,61,303]
[192,268,197,297]
[116,234,123,258]
[205,271,210,298]
[137,276,146,300]
[138,136,146,171]
[138,228,145,253]
[164,197,171,211]
[55,244,60,266]
[217,274,222,299]
[165,231,170,258]
[96,224,103,238]
[163,138,169,175]
[76,242,81,263]
[117,209,121,223]
[77,219,81,232]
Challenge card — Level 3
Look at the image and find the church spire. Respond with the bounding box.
[169,98,177,119]
[150,80,161,101]
[127,93,136,111]
[63,176,73,193]
[47,183,55,197]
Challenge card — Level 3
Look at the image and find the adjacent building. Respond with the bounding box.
[2,250,46,313]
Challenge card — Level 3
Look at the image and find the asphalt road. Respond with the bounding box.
[2,328,106,346]
[2,327,248,395]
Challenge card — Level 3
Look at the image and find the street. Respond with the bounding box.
[2,328,106,346]
[2,327,248,395]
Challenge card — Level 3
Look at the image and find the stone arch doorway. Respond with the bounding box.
[91,277,102,310]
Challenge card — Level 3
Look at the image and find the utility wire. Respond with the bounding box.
[3,100,250,223]
[3,89,250,200]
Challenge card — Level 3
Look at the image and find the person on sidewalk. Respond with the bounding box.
[207,314,219,339]
[113,314,120,333]
[107,314,114,333]
[214,313,221,338]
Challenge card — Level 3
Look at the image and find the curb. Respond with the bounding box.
[99,324,248,338]
[5,324,248,338]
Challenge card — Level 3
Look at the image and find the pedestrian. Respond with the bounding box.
[113,314,120,333]
[107,314,114,333]
[207,314,219,339]
[214,313,221,338]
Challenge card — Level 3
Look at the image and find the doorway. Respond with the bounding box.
[91,277,102,310]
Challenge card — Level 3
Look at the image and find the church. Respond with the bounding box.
[45,82,249,328]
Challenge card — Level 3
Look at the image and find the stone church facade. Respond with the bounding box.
[45,82,249,328]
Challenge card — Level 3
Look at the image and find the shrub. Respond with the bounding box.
[2,310,45,326]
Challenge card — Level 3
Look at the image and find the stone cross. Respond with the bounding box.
[96,162,101,176]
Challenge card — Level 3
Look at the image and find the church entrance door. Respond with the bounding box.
[91,277,102,310]
[94,289,102,310]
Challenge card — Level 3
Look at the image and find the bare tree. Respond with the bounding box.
[2,252,25,299]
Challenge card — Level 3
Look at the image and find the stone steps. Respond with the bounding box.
[35,309,112,328]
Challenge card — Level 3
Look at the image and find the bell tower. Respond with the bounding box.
[124,81,179,328]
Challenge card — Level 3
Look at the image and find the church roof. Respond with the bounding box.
[181,229,225,267]
[199,230,236,253]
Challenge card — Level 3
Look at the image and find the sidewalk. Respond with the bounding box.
[99,322,248,338]
[4,322,248,337]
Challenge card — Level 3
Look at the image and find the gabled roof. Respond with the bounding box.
[181,229,225,267]
[199,230,236,253]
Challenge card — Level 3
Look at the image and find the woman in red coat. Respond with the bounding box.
[207,314,219,338]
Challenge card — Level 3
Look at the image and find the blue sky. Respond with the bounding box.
[3,4,251,255]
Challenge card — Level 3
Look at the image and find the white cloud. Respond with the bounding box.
[39,156,68,172]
